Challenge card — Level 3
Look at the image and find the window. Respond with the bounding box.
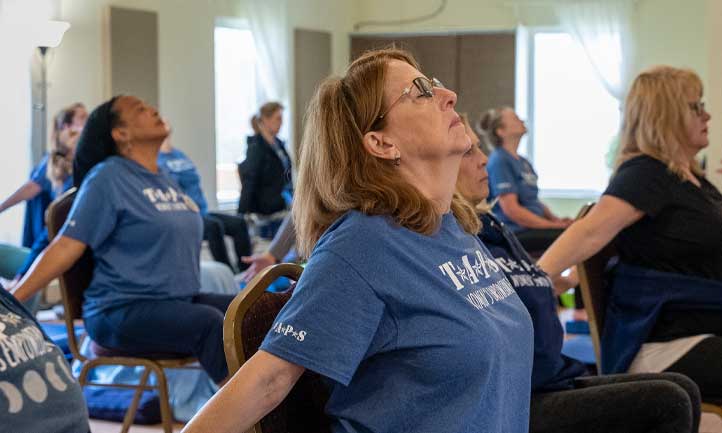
[214,21,257,206]
[521,30,621,196]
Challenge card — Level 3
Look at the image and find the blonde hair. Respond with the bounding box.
[47,103,84,188]
[294,48,480,258]
[616,66,704,178]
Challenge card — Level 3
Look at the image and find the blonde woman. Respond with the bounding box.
[538,66,722,401]
[183,48,534,433]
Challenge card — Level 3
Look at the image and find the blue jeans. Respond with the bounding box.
[84,293,234,383]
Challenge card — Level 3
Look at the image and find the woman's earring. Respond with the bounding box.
[394,153,401,167]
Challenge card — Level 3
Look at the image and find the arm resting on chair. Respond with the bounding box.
[537,195,643,278]
[182,350,305,433]
[10,235,86,302]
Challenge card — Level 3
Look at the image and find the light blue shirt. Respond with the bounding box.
[261,211,534,433]
[488,148,545,232]
[60,156,203,317]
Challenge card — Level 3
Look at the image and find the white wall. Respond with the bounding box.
[705,0,722,189]
[3,0,719,241]
[50,0,244,210]
[46,0,355,212]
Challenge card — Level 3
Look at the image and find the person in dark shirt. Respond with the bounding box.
[538,66,722,400]
[457,122,700,433]
[238,102,292,218]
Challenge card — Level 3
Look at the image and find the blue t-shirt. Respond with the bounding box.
[0,286,89,433]
[261,211,533,433]
[22,156,54,248]
[157,148,208,215]
[19,158,73,276]
[487,148,545,232]
[479,214,587,392]
[60,156,203,317]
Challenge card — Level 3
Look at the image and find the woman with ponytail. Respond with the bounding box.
[183,48,534,433]
[238,102,292,227]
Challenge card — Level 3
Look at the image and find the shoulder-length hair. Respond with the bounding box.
[47,103,84,188]
[616,65,704,178]
[294,47,480,258]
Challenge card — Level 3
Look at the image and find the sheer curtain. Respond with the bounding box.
[245,0,291,144]
[555,0,636,102]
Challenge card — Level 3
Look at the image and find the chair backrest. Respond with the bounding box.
[224,263,331,433]
[575,202,618,372]
[46,187,94,361]
[0,243,30,279]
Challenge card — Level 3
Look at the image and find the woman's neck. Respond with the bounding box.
[501,137,521,158]
[125,142,161,173]
[399,157,460,214]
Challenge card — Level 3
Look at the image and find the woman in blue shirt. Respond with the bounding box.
[158,122,251,273]
[481,107,571,253]
[183,48,534,433]
[0,103,85,290]
[456,123,700,433]
[11,96,234,385]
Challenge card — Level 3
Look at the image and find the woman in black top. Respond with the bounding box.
[237,102,292,218]
[538,66,722,399]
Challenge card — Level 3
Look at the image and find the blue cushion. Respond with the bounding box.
[561,335,596,365]
[83,386,161,424]
[565,320,590,335]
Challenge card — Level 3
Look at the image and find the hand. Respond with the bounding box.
[240,252,278,283]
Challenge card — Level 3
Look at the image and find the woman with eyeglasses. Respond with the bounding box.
[182,48,534,433]
[538,66,722,402]
[481,107,572,254]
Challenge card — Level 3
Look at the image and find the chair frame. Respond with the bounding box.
[47,188,198,433]
[223,263,304,433]
[575,202,722,419]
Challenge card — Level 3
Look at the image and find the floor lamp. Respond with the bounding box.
[31,20,70,166]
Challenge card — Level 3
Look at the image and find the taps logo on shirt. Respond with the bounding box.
[142,187,198,213]
[438,250,515,311]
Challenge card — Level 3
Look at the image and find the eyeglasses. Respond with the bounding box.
[689,101,706,117]
[377,77,445,121]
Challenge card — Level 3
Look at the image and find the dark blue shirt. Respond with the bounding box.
[261,211,533,433]
[487,148,545,232]
[479,213,587,391]
[59,156,203,317]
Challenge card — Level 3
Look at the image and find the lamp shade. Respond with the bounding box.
[32,20,70,48]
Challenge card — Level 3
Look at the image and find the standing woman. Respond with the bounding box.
[12,96,234,385]
[238,102,292,235]
[182,48,534,433]
[481,107,571,252]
